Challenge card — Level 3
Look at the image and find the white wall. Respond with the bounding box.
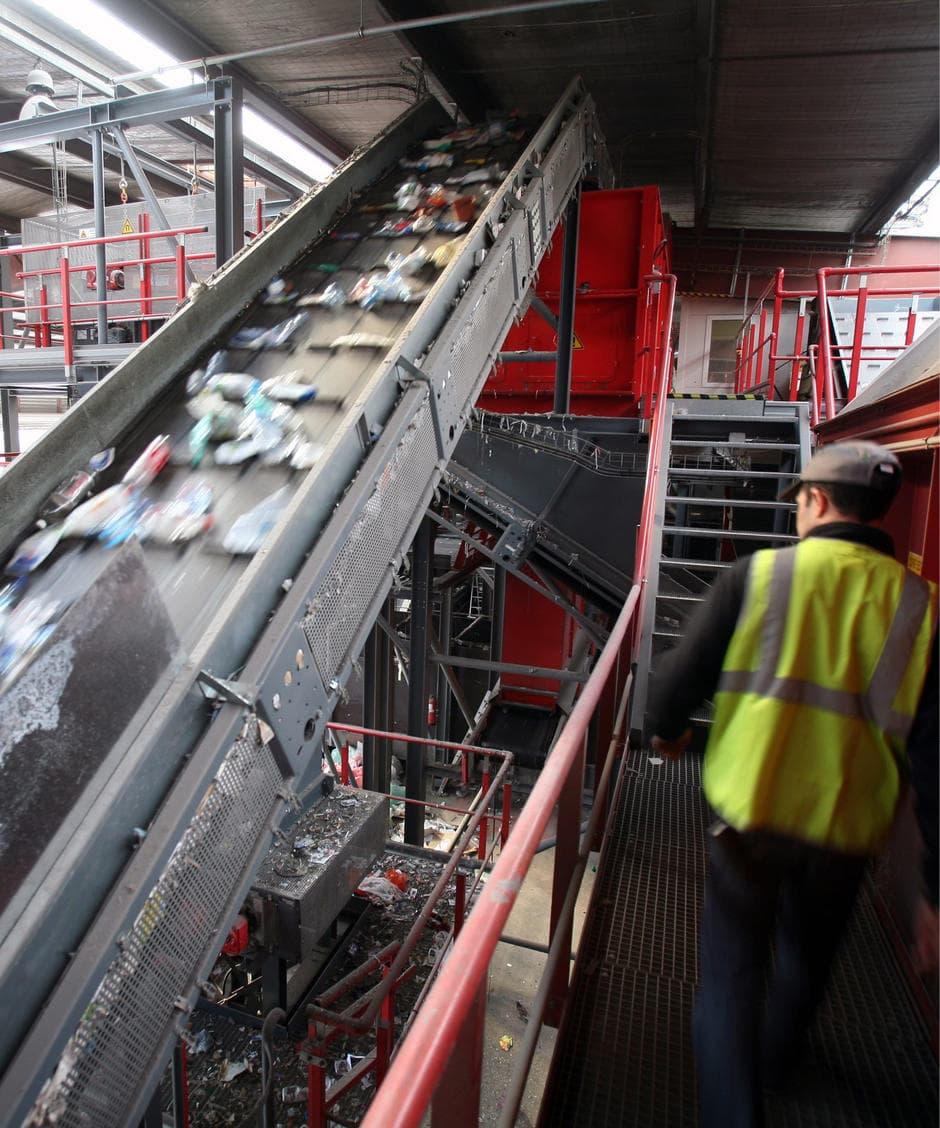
[675,295,798,395]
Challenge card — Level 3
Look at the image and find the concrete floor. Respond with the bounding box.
[478,833,598,1126]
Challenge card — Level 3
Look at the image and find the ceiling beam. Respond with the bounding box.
[102,0,349,162]
[853,122,940,237]
[376,0,490,120]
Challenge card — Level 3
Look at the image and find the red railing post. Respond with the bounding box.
[429,978,487,1128]
[905,295,919,346]
[789,298,807,401]
[454,872,467,938]
[545,732,586,1027]
[847,273,868,401]
[307,1029,327,1128]
[175,239,187,303]
[176,1040,190,1128]
[340,744,350,785]
[756,305,768,392]
[139,212,151,342]
[375,978,396,1087]
[501,782,512,847]
[59,255,73,371]
[256,196,264,235]
[38,284,50,347]
[816,269,838,421]
[769,279,783,397]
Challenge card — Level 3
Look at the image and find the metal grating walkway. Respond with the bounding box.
[541,752,939,1128]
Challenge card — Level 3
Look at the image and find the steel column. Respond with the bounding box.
[363,616,392,794]
[438,588,453,741]
[0,387,18,454]
[214,80,244,265]
[406,518,433,844]
[430,976,487,1128]
[90,128,108,346]
[489,565,506,690]
[553,187,581,414]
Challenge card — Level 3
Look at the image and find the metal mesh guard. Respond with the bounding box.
[27,724,281,1128]
[303,402,438,680]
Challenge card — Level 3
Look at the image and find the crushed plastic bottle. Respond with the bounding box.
[139,482,214,545]
[255,311,311,350]
[289,440,325,470]
[38,447,115,523]
[385,247,429,276]
[430,238,464,269]
[97,496,152,549]
[122,436,171,489]
[297,282,347,309]
[228,326,268,349]
[205,349,233,377]
[263,277,295,305]
[400,152,453,171]
[184,415,214,467]
[62,484,135,538]
[222,486,291,554]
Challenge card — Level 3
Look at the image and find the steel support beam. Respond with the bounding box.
[553,187,580,414]
[489,565,506,690]
[363,604,392,794]
[0,151,121,210]
[437,588,453,741]
[405,517,433,845]
[429,654,585,682]
[854,124,940,237]
[214,81,244,265]
[90,129,108,346]
[0,388,19,454]
[0,82,233,154]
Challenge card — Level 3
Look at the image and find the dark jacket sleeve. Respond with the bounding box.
[645,557,750,741]
[908,637,939,904]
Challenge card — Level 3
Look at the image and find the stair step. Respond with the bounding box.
[669,440,800,451]
[660,557,733,570]
[668,468,798,480]
[671,412,801,424]
[665,495,795,511]
[653,628,683,639]
[655,592,705,603]
[663,526,798,542]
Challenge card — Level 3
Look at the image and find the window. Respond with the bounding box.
[705,318,739,384]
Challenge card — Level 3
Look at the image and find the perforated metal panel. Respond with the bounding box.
[302,402,438,680]
[27,725,281,1128]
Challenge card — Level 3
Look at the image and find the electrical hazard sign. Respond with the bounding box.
[572,333,584,349]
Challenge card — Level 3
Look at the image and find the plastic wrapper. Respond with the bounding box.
[213,437,261,465]
[356,873,403,904]
[458,165,503,185]
[435,218,468,234]
[0,591,62,693]
[186,388,227,420]
[412,214,436,234]
[5,526,63,576]
[259,380,318,404]
[386,248,429,276]
[228,326,268,348]
[222,486,291,554]
[289,440,325,470]
[400,152,453,171]
[138,482,214,545]
[255,310,311,350]
[205,349,233,377]
[263,277,295,305]
[122,435,171,489]
[422,138,452,153]
[297,282,347,309]
[330,332,394,350]
[62,484,135,538]
[375,218,415,238]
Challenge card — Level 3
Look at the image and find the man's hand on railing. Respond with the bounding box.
[651,729,693,761]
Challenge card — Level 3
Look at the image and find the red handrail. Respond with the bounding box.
[0,225,208,258]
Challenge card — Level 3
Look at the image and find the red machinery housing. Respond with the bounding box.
[479,186,670,417]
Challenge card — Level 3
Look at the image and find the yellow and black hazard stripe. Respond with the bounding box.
[669,392,763,400]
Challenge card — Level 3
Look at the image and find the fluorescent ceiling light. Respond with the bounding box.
[27,0,333,181]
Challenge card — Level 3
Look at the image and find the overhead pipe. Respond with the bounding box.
[113,0,602,81]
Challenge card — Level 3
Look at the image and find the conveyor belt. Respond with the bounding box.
[541,751,939,1127]
[0,80,604,1125]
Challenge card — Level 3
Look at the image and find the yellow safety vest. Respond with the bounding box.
[704,537,938,855]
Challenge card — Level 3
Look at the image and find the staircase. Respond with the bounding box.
[632,395,812,734]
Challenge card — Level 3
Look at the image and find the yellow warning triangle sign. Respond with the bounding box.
[121,218,134,235]
[572,333,583,349]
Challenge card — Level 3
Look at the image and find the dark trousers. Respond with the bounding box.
[694,826,868,1128]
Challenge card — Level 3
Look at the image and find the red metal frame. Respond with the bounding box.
[733,264,940,424]
[0,222,209,360]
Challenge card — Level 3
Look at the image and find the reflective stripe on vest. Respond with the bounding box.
[704,538,938,854]
[717,547,932,743]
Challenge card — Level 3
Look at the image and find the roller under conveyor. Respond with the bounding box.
[0,79,604,1125]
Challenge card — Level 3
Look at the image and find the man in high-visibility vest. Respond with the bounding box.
[648,440,938,1128]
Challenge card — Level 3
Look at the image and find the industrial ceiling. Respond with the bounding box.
[0,0,937,236]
